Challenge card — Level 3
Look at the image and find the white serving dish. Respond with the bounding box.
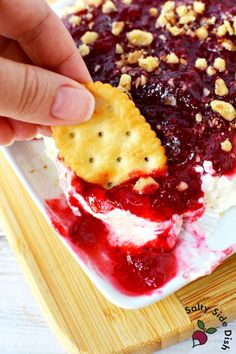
[1,0,236,309]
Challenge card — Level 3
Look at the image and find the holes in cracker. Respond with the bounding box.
[144,157,149,162]
[69,132,75,138]
[89,157,95,163]
[107,182,113,189]
[116,157,122,162]
[98,131,103,137]
[126,131,131,136]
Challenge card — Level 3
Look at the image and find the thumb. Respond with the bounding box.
[0,57,95,126]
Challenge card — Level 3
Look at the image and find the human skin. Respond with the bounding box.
[0,0,95,145]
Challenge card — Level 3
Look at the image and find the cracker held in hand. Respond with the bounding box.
[52,82,167,188]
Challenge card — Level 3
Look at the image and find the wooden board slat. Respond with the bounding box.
[0,151,236,354]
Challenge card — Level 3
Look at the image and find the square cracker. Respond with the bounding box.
[52,82,167,189]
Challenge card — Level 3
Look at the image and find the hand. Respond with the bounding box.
[0,0,95,145]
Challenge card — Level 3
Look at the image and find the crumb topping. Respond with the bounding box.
[81,31,99,44]
[138,56,159,72]
[215,78,229,97]
[112,21,125,35]
[221,138,232,152]
[213,58,226,72]
[102,0,117,14]
[211,100,236,121]
[176,181,189,191]
[195,58,207,71]
[206,66,217,76]
[149,8,158,17]
[193,1,205,14]
[166,52,179,64]
[78,43,90,56]
[118,73,132,91]
[68,15,81,26]
[133,176,160,193]
[115,43,124,54]
[127,29,153,46]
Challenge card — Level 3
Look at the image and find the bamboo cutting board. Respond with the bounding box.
[0,152,236,354]
[0,1,236,351]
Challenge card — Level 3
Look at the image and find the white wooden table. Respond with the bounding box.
[1,231,235,354]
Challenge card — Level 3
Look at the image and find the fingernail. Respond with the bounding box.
[51,86,94,122]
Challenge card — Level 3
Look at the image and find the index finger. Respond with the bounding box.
[0,0,91,82]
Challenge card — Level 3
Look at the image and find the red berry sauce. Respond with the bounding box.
[62,0,236,218]
[45,0,236,295]
[46,195,177,295]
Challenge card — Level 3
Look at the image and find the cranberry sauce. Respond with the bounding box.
[64,0,236,219]
[63,0,236,173]
[70,164,203,222]
[46,196,177,295]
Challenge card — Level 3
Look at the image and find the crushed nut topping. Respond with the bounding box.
[118,74,132,91]
[222,39,236,51]
[224,20,234,35]
[155,0,209,38]
[156,2,175,28]
[195,113,203,122]
[63,0,102,16]
[213,57,226,72]
[134,74,148,88]
[68,15,81,26]
[203,88,210,96]
[179,11,196,25]
[149,7,158,17]
[127,29,153,46]
[167,25,184,36]
[193,1,205,14]
[78,44,90,57]
[89,0,103,6]
[206,16,216,25]
[138,56,159,72]
[122,0,132,4]
[127,50,144,64]
[211,100,236,121]
[133,177,159,193]
[164,95,177,106]
[217,24,228,37]
[81,31,99,45]
[180,58,188,65]
[195,26,208,40]
[176,181,189,192]
[102,0,117,14]
[140,74,147,86]
[207,66,217,76]
[166,52,179,64]
[162,1,175,12]
[221,138,233,152]
[233,17,236,33]
[176,5,188,17]
[112,21,125,36]
[115,43,124,54]
[195,58,207,71]
[215,78,229,96]
[88,21,94,30]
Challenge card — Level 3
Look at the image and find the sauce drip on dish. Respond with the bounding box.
[46,196,177,295]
